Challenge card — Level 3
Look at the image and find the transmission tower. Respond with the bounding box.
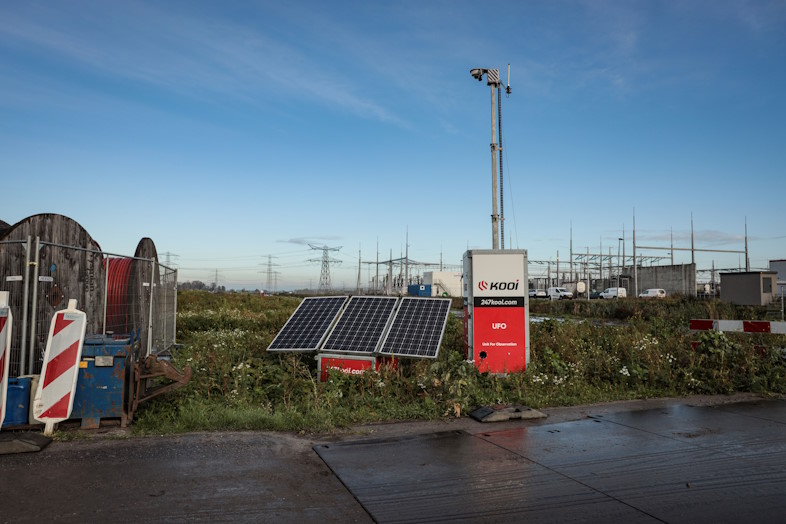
[260,255,279,292]
[161,251,179,268]
[308,244,342,293]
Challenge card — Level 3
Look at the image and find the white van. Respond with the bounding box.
[599,287,627,299]
[638,288,666,299]
[547,287,573,300]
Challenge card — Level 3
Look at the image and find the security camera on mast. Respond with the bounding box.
[464,64,527,376]
[468,64,511,250]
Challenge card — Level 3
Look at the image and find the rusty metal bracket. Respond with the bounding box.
[130,355,192,419]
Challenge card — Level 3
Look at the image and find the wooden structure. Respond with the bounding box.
[1,214,106,374]
[0,213,175,376]
[132,237,160,353]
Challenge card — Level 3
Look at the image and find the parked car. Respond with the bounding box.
[529,288,547,299]
[639,288,666,299]
[599,287,627,299]
[547,287,573,300]
[589,290,602,299]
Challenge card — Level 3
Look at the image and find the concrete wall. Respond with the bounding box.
[424,271,462,297]
[720,272,778,306]
[625,263,696,296]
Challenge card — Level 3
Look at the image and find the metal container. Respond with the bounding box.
[407,284,432,297]
[70,333,138,429]
[2,377,31,427]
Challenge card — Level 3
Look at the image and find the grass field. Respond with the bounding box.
[132,291,786,434]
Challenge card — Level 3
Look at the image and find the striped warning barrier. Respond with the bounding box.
[690,319,786,334]
[0,291,12,427]
[33,299,86,435]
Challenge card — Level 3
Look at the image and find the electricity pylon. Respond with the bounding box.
[308,244,342,293]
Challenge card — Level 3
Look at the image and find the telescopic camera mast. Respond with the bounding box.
[470,65,511,250]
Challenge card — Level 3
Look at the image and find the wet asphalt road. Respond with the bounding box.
[2,395,784,523]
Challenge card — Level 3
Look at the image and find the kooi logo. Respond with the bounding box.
[479,279,519,291]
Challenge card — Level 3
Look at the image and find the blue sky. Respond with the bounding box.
[1,0,784,290]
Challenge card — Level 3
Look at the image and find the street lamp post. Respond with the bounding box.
[470,67,502,250]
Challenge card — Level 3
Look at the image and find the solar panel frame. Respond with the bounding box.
[378,297,452,359]
[321,296,399,354]
[267,296,348,352]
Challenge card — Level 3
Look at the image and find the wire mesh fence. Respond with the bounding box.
[0,237,177,377]
[0,239,30,376]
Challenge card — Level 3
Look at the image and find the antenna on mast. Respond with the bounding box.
[506,64,511,96]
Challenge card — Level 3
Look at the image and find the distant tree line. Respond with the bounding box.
[178,280,227,293]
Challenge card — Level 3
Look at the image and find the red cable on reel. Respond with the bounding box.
[103,257,133,334]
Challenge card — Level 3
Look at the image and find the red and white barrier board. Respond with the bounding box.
[33,299,86,435]
[690,319,786,334]
[0,291,12,427]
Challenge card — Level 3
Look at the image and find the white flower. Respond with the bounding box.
[531,373,549,384]
[620,366,630,377]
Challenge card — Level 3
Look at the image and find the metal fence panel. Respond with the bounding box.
[152,265,178,355]
[0,239,177,376]
[29,242,106,374]
[0,240,29,376]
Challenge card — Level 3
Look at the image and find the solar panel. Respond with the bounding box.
[267,296,348,352]
[379,297,451,358]
[321,296,399,354]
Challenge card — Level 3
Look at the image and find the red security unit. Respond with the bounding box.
[463,250,529,374]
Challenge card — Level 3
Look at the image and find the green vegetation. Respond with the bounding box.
[133,291,786,435]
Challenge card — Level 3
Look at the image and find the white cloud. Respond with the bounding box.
[0,1,403,124]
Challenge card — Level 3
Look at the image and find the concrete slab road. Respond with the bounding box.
[0,431,371,523]
[0,394,783,523]
[317,397,786,523]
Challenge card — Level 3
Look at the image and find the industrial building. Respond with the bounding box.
[423,271,462,297]
[719,271,778,306]
[770,260,786,296]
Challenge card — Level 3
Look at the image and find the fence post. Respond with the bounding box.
[102,255,109,335]
[161,265,168,350]
[27,236,41,374]
[19,236,31,375]
[173,268,178,348]
[147,259,155,356]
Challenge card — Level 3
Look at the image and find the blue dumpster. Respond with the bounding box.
[70,333,138,429]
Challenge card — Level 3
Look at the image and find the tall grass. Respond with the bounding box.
[133,291,786,434]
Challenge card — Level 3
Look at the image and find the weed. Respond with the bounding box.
[133,291,786,434]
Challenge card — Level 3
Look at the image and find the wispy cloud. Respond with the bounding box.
[0,1,403,124]
[278,236,342,247]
